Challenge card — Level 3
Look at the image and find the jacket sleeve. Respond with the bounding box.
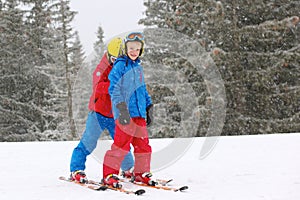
[92,63,102,90]
[108,62,124,106]
[94,65,111,95]
[95,82,110,95]
[92,55,110,94]
[145,87,152,108]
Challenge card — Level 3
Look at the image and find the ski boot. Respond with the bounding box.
[120,167,134,179]
[132,172,157,186]
[70,170,88,183]
[102,174,122,188]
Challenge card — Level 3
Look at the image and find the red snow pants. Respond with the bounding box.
[103,117,152,177]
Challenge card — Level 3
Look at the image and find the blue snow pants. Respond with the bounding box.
[70,111,134,172]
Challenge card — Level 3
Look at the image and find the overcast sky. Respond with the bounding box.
[70,0,146,56]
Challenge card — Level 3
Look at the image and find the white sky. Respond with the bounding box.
[70,0,146,56]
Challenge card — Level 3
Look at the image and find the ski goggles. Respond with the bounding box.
[126,32,144,41]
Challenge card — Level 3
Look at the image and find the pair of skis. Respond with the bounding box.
[59,176,188,195]
[59,176,145,195]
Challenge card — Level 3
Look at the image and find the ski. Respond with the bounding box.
[59,176,108,191]
[119,173,173,186]
[155,178,173,186]
[59,176,145,195]
[126,180,188,192]
[88,179,146,195]
[117,176,187,192]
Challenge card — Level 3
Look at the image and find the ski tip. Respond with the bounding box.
[161,179,173,186]
[59,176,69,181]
[135,189,146,195]
[166,179,173,183]
[174,186,189,192]
[179,186,188,191]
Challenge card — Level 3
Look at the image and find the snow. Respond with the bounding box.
[1,133,300,200]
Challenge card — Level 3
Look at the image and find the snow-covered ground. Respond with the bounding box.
[0,133,299,200]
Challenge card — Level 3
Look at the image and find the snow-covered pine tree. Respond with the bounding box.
[72,25,106,137]
[139,0,217,137]
[90,25,105,68]
[69,31,89,135]
[70,31,85,86]
[50,0,78,138]
[0,0,34,141]
[21,0,68,140]
[0,0,81,141]
[140,0,300,136]
[140,0,223,48]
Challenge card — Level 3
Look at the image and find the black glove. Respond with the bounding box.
[146,104,153,126]
[116,102,130,125]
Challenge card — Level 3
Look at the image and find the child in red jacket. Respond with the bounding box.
[69,37,134,183]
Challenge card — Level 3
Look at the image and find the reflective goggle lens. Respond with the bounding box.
[127,32,144,41]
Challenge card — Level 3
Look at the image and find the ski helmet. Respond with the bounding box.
[124,32,145,56]
[107,37,124,63]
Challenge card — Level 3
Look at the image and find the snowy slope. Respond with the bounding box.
[0,133,299,200]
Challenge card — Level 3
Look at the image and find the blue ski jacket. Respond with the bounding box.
[108,56,152,120]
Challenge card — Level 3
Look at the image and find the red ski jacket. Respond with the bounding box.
[88,53,113,118]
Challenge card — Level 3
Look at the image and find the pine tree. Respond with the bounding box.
[69,31,89,134]
[51,0,78,138]
[70,31,85,85]
[0,0,26,73]
[140,0,225,50]
[22,0,66,136]
[24,0,56,66]
[90,25,105,67]
[0,0,31,141]
[140,0,300,136]
[0,0,81,141]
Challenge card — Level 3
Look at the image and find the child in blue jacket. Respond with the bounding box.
[102,32,155,188]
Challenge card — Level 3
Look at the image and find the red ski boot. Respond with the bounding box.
[102,174,122,188]
[133,172,157,186]
[120,167,134,179]
[70,170,88,183]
